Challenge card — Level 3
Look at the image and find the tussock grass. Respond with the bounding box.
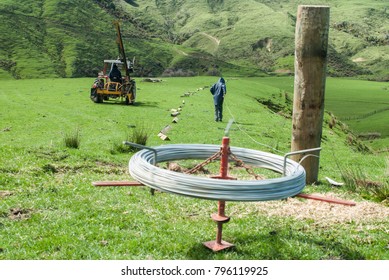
[110,124,150,154]
[340,165,389,204]
[63,128,81,149]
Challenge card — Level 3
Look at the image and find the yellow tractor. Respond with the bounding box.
[90,21,136,105]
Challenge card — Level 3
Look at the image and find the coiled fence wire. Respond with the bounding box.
[129,144,306,201]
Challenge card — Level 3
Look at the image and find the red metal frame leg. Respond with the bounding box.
[203,137,235,252]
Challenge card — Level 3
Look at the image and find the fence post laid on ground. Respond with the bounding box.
[291,5,330,184]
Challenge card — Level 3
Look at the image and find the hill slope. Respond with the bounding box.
[0,0,388,79]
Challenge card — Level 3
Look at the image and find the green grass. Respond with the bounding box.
[0,77,388,260]
[254,76,389,148]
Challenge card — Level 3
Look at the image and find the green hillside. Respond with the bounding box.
[0,0,388,79]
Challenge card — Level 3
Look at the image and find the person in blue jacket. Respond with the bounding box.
[210,77,227,122]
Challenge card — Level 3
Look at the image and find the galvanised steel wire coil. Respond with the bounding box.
[128,144,306,201]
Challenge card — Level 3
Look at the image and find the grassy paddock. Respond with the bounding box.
[257,76,389,150]
[0,77,388,260]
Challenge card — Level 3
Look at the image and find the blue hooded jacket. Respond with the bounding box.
[210,77,226,105]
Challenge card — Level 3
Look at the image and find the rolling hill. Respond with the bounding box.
[0,0,388,79]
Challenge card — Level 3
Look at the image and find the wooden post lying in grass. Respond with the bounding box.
[291,5,330,184]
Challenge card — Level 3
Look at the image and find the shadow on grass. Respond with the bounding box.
[233,121,256,126]
[185,230,366,260]
[96,101,159,107]
[185,243,237,260]
[234,231,365,260]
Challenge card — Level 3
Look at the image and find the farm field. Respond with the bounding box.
[257,76,389,150]
[0,77,388,260]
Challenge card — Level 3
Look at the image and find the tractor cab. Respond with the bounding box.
[98,59,132,90]
[102,59,134,80]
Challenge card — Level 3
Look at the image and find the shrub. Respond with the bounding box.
[340,165,389,204]
[161,68,196,77]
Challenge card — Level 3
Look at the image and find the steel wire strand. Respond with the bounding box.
[130,145,303,193]
[130,145,304,200]
[129,144,306,201]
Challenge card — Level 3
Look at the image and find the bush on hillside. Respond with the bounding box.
[161,68,196,77]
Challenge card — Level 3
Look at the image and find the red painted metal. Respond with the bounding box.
[211,137,236,180]
[203,137,235,252]
[203,240,234,252]
[296,193,356,206]
[220,137,229,178]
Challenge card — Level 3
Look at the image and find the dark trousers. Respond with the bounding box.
[214,102,223,121]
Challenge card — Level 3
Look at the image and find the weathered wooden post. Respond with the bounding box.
[291,5,330,184]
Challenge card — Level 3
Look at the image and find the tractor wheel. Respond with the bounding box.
[91,88,103,103]
[124,83,136,105]
[125,91,136,105]
[132,87,136,102]
[125,94,131,105]
[90,88,98,103]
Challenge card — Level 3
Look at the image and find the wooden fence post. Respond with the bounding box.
[291,5,330,184]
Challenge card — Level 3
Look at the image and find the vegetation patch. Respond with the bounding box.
[110,124,150,154]
[255,90,292,117]
[1,1,388,79]
[357,132,381,141]
[63,128,81,149]
[339,166,389,204]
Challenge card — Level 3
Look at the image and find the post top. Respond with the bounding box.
[298,5,330,8]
